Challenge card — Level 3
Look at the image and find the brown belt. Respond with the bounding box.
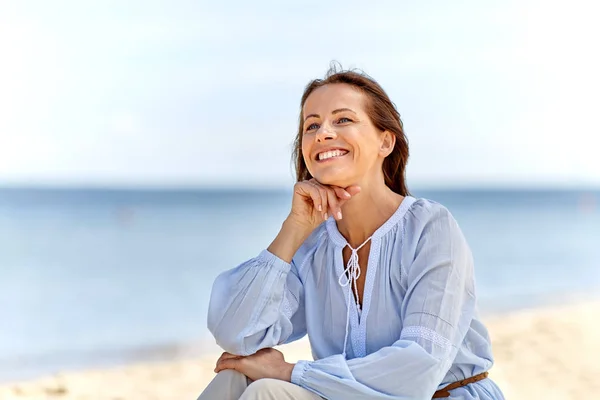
[432,371,489,398]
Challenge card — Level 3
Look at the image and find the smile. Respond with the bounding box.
[316,149,349,162]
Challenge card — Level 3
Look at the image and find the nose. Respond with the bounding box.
[315,125,336,142]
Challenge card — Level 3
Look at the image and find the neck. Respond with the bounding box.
[336,180,404,248]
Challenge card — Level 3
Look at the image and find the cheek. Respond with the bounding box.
[351,134,382,163]
[301,138,311,162]
[301,146,313,175]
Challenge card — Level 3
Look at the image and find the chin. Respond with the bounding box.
[311,172,354,188]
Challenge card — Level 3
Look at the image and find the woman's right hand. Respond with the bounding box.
[287,179,361,232]
[268,179,360,263]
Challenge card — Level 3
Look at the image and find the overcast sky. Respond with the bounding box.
[1,0,599,189]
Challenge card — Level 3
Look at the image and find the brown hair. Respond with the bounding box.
[292,64,411,196]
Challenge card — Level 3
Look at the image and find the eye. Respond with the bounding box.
[336,117,352,124]
[305,122,320,132]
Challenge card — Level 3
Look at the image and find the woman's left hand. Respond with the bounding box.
[214,348,295,382]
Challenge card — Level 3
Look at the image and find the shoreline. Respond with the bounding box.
[3,287,598,384]
[2,298,599,399]
[0,339,223,385]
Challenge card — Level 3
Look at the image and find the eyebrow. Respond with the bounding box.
[303,108,357,122]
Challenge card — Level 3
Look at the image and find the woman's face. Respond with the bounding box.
[301,83,392,188]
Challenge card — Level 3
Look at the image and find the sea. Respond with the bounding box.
[0,187,599,382]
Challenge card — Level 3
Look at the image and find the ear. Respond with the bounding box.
[379,130,396,157]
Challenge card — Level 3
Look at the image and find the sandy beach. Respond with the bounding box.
[1,300,599,400]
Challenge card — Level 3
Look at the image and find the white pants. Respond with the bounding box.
[197,370,323,400]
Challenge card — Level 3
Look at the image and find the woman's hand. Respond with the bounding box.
[288,178,361,231]
[214,348,295,382]
[267,179,360,263]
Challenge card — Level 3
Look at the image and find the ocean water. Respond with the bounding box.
[0,187,599,382]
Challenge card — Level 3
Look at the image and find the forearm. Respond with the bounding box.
[267,218,312,263]
[207,251,294,354]
[292,343,446,400]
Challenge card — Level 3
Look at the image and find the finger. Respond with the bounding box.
[217,352,239,363]
[214,357,241,373]
[215,352,242,370]
[317,187,329,220]
[297,182,324,218]
[309,184,326,216]
[335,185,361,208]
[298,181,321,212]
[345,185,361,196]
[308,181,328,220]
[310,180,359,201]
[332,186,352,200]
[325,187,342,220]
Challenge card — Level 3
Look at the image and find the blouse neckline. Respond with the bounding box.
[325,195,416,247]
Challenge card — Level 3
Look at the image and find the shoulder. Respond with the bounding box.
[402,197,467,255]
[405,197,454,224]
[404,197,460,236]
[401,197,475,289]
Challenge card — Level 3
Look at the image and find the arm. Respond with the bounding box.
[291,206,476,400]
[207,220,310,356]
[208,180,361,357]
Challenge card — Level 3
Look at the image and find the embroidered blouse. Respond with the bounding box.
[207,197,505,399]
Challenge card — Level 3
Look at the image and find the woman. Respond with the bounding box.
[197,67,505,400]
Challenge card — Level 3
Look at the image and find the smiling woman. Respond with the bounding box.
[295,72,409,196]
[196,66,505,400]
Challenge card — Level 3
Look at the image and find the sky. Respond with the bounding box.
[0,0,599,189]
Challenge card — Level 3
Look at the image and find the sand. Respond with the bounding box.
[1,300,599,400]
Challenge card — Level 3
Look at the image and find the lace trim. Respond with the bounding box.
[326,196,417,246]
[401,326,453,349]
[281,294,294,319]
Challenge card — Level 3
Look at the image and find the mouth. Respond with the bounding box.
[315,149,349,163]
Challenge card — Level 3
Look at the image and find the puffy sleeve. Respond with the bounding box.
[207,249,307,356]
[291,203,476,400]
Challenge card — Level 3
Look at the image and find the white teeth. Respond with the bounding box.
[318,150,348,160]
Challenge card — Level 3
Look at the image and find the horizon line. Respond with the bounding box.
[1,183,599,193]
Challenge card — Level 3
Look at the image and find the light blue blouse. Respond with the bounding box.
[208,197,505,399]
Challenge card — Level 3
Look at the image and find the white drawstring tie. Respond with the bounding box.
[338,236,371,358]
